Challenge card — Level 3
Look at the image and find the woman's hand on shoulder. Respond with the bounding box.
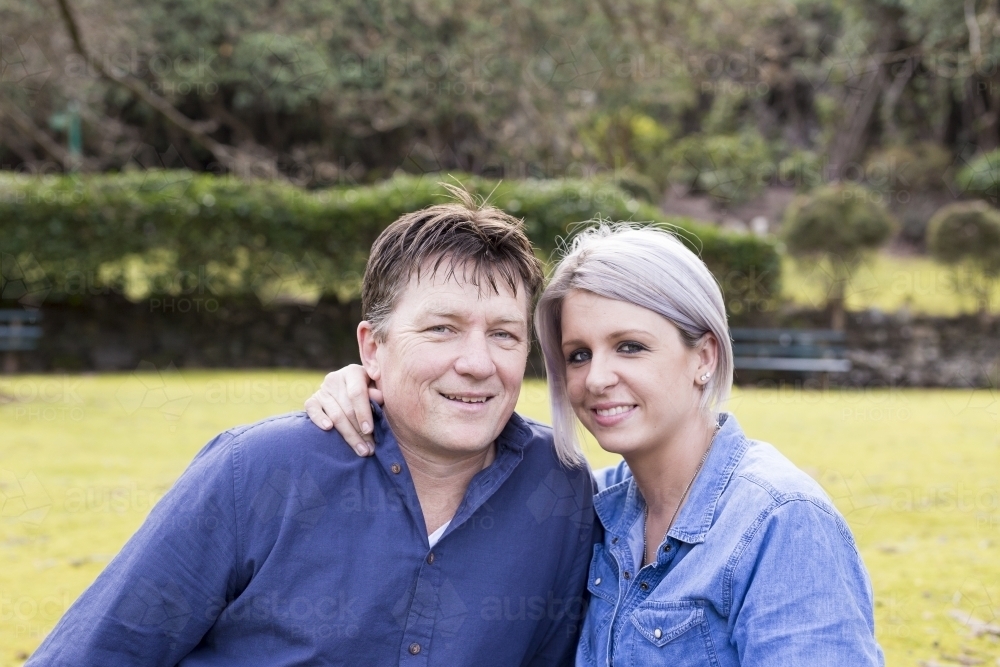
[304,364,383,456]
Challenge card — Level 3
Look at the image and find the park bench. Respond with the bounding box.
[731,328,851,381]
[0,309,43,373]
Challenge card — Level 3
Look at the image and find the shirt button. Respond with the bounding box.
[623,571,631,580]
[611,537,619,544]
[391,463,402,474]
[426,552,435,564]
[654,628,662,639]
[409,643,421,655]
[594,577,601,585]
[640,582,649,591]
[663,544,671,552]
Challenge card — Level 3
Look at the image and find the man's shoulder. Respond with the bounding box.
[219,411,357,469]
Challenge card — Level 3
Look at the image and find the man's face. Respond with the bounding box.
[360,264,530,459]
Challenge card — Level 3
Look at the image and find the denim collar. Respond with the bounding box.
[593,412,750,546]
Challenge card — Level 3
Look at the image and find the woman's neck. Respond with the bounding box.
[624,412,717,518]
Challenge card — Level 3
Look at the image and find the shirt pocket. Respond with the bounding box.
[628,601,719,666]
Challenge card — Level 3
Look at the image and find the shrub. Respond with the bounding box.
[0,172,781,315]
[669,130,773,207]
[955,149,1000,204]
[783,183,896,328]
[864,142,951,193]
[926,201,1000,315]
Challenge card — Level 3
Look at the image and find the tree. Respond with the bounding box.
[927,201,1000,317]
[783,183,896,329]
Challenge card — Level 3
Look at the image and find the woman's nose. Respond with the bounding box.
[585,353,618,395]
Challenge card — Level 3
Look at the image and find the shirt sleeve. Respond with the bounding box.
[27,432,243,667]
[728,498,885,666]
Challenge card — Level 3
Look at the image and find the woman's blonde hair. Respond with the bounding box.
[535,223,734,468]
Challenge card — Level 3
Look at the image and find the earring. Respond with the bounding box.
[700,373,711,382]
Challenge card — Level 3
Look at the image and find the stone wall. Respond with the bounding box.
[2,296,997,388]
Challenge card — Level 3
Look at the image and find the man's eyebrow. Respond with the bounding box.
[491,315,528,327]
[418,308,526,327]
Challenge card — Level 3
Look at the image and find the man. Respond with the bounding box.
[28,189,595,666]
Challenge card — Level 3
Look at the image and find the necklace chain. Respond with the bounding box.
[642,422,720,567]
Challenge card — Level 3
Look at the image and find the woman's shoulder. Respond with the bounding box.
[714,436,859,545]
[732,438,834,508]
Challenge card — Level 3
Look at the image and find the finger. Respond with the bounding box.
[304,396,333,430]
[328,410,372,457]
[317,389,371,457]
[368,386,384,406]
[346,380,376,437]
[340,377,369,436]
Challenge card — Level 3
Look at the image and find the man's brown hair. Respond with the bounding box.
[362,184,544,339]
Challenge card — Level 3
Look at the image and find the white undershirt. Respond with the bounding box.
[427,520,451,548]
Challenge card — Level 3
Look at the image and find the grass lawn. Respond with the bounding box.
[781,253,1000,316]
[1,371,998,665]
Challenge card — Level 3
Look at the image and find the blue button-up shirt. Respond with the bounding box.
[578,413,884,666]
[28,406,596,666]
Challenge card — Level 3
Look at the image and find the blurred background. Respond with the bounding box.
[1,0,998,664]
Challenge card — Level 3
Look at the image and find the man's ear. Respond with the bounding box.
[357,321,383,382]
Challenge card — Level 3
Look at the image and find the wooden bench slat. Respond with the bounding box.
[732,343,846,358]
[734,357,852,372]
[0,310,42,323]
[0,325,43,338]
[0,340,41,351]
[730,328,846,343]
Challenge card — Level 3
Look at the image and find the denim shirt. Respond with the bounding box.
[577,413,884,667]
[28,407,595,666]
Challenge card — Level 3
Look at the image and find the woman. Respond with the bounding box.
[305,224,884,665]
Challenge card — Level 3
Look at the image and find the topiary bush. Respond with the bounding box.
[783,182,896,328]
[0,172,781,315]
[926,201,1000,315]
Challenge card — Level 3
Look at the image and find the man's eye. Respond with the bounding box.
[567,349,591,364]
[428,325,449,333]
[493,331,515,340]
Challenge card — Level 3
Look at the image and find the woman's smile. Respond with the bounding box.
[590,402,638,426]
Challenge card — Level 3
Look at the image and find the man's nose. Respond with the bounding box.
[454,332,497,379]
[585,352,618,395]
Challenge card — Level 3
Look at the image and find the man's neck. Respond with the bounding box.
[397,440,497,535]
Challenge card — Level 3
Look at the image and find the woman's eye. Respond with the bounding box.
[618,341,646,354]
[567,349,591,364]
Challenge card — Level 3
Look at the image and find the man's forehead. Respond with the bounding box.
[399,268,529,323]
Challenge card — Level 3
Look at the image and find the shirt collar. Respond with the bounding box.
[593,412,750,545]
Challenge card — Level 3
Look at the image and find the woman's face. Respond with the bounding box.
[560,290,711,457]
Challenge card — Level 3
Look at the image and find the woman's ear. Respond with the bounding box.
[357,321,383,383]
[695,332,719,386]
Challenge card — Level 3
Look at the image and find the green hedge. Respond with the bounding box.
[0,172,780,312]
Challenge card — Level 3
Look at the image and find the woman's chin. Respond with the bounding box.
[589,432,642,458]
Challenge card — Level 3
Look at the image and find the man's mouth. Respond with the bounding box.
[441,393,493,404]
